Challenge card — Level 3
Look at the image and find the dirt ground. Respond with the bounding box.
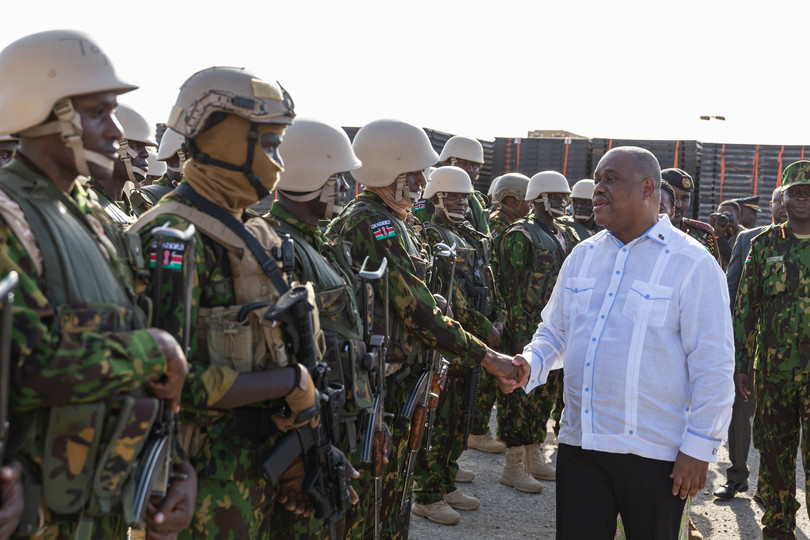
[408,412,810,539]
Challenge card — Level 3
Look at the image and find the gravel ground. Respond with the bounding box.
[409,412,810,539]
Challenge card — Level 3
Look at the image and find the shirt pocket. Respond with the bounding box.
[563,277,596,319]
[762,260,787,298]
[622,280,673,327]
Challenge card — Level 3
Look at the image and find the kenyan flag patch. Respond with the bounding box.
[371,219,396,241]
[414,200,426,211]
[149,241,185,270]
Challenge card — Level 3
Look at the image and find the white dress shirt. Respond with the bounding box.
[523,215,734,463]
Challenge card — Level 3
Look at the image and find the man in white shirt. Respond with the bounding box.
[507,146,734,539]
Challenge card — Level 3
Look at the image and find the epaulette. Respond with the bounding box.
[683,217,714,235]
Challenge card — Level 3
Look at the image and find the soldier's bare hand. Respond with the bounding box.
[734,373,751,402]
[670,451,708,500]
[486,325,501,348]
[278,457,314,517]
[145,461,197,540]
[480,348,517,381]
[146,328,189,414]
[497,355,530,394]
[0,461,23,540]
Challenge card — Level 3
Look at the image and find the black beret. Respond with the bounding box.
[661,168,693,192]
[734,195,760,212]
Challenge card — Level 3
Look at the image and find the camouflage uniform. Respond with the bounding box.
[266,202,374,540]
[133,188,291,540]
[327,191,488,539]
[413,214,505,505]
[1,159,168,538]
[413,192,490,237]
[679,218,719,259]
[559,215,601,243]
[85,178,135,224]
[734,221,810,539]
[497,212,578,447]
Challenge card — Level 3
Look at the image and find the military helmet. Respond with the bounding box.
[492,172,530,203]
[526,171,571,201]
[438,135,484,164]
[156,128,186,175]
[0,134,18,142]
[423,166,473,199]
[0,30,135,177]
[115,105,157,147]
[570,178,595,200]
[352,119,438,187]
[277,119,361,192]
[146,151,167,176]
[781,160,810,192]
[167,66,294,139]
[487,176,502,197]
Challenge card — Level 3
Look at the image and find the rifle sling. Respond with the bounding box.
[175,184,289,294]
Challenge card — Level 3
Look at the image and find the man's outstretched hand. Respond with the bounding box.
[480,349,529,393]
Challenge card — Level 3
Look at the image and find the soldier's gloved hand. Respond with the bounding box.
[146,328,189,414]
[145,460,197,540]
[330,445,361,505]
[0,461,23,540]
[272,365,320,431]
[277,456,314,517]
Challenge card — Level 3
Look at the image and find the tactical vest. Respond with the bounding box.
[0,163,159,530]
[131,201,326,455]
[331,197,427,367]
[129,184,173,217]
[423,219,496,318]
[505,217,567,320]
[87,184,135,227]
[275,220,373,414]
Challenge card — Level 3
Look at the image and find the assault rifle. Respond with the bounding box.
[131,224,196,528]
[399,242,456,510]
[261,284,352,540]
[0,271,18,468]
[357,257,389,540]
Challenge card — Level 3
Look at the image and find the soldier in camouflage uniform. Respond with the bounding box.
[498,171,580,493]
[466,173,531,455]
[561,179,602,241]
[130,128,185,217]
[132,67,330,539]
[264,119,367,539]
[413,135,490,237]
[411,166,507,525]
[733,160,810,540]
[662,168,719,260]
[327,119,522,539]
[0,30,195,539]
[86,104,157,225]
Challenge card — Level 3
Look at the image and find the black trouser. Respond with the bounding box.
[556,444,686,540]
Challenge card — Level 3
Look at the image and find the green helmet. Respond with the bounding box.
[781,160,810,192]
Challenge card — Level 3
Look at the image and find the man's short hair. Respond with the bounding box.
[605,146,662,189]
[661,181,675,208]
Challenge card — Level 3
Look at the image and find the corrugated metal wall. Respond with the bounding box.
[491,137,592,190]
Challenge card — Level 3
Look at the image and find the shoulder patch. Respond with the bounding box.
[413,200,426,211]
[684,218,714,234]
[371,220,396,241]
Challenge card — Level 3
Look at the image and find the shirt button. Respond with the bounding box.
[585,410,589,414]
[586,362,590,367]
[600,315,605,319]
[585,387,589,392]
[622,248,627,252]
[645,294,650,299]
[629,430,634,435]
[608,292,613,297]
[591,338,596,342]
[615,270,620,274]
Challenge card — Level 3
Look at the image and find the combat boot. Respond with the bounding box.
[467,433,506,453]
[455,466,475,483]
[443,489,480,511]
[526,443,556,481]
[412,500,461,525]
[500,446,544,493]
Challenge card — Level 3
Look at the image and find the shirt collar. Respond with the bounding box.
[606,214,672,247]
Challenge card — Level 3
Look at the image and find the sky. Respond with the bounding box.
[5,0,810,146]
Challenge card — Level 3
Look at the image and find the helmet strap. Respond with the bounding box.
[543,193,565,217]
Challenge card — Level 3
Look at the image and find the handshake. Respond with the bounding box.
[480,349,530,394]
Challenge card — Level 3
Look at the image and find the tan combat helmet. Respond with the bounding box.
[0,30,136,176]
[115,104,157,183]
[352,119,438,202]
[423,166,473,223]
[526,171,571,217]
[438,135,484,164]
[492,173,530,203]
[570,179,595,220]
[276,118,361,218]
[167,66,295,199]
[156,128,186,174]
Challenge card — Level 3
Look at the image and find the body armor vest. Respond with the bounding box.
[423,219,496,318]
[0,162,158,529]
[276,221,372,413]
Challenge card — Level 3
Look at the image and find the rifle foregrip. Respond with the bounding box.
[408,405,427,451]
[371,430,386,477]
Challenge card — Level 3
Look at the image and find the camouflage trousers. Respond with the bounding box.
[179,435,278,540]
[30,515,125,540]
[497,369,562,447]
[753,368,810,540]
[470,369,500,436]
[413,365,468,505]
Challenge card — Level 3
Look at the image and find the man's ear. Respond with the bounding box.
[641,178,657,201]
